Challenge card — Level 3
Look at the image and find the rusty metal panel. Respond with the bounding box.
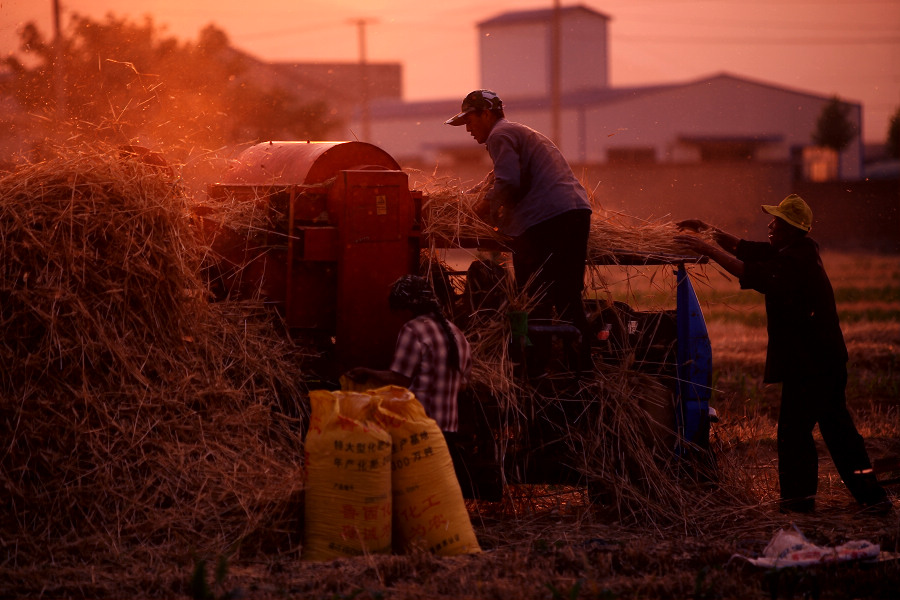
[329,169,419,369]
[284,262,338,330]
[298,226,339,261]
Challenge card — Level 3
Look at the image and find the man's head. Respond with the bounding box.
[445,90,504,144]
[389,274,442,315]
[761,194,812,247]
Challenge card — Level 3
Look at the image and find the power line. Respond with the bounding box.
[615,33,900,45]
[237,22,345,41]
[617,16,899,34]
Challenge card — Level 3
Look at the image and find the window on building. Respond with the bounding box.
[697,142,757,161]
[801,146,839,181]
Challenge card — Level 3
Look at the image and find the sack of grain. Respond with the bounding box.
[369,386,481,556]
[303,390,393,560]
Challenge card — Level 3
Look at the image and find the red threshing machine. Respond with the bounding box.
[202,141,422,371]
[199,140,715,499]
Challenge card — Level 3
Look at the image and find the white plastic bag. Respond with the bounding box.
[735,525,879,569]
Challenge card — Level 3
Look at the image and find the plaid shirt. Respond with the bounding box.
[390,315,471,432]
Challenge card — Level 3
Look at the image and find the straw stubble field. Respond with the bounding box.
[1,147,898,599]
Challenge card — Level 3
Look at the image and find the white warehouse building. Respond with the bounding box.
[351,4,863,182]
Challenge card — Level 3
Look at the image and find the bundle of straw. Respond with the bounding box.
[0,144,309,593]
[417,180,706,262]
[587,210,702,264]
[420,186,511,250]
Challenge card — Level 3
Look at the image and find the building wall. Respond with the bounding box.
[578,161,795,239]
[480,22,549,98]
[436,75,862,180]
[479,7,609,99]
[366,111,459,167]
[362,75,862,181]
[557,14,609,93]
[793,179,899,252]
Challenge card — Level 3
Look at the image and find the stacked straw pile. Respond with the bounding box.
[0,145,309,594]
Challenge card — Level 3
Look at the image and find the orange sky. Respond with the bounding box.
[2,0,899,143]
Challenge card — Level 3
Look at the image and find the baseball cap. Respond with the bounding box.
[445,90,503,126]
[761,194,813,232]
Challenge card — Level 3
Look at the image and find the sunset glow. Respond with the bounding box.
[2,0,898,141]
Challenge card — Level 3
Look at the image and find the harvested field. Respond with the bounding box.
[1,151,897,599]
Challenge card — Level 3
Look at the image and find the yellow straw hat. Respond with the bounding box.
[761,194,812,232]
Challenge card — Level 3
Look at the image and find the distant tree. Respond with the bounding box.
[811,96,857,179]
[887,106,900,160]
[812,96,857,153]
[3,14,340,149]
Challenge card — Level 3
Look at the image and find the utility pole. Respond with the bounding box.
[550,0,561,148]
[53,0,66,126]
[349,18,377,142]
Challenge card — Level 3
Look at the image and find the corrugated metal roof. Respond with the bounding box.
[366,72,858,123]
[368,82,680,120]
[478,4,611,28]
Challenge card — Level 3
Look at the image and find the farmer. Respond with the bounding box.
[445,90,593,372]
[675,194,890,514]
[344,274,472,438]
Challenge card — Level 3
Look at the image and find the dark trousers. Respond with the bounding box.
[778,365,886,509]
[511,209,591,331]
[511,209,591,373]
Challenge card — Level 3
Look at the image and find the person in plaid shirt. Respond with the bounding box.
[344,275,471,433]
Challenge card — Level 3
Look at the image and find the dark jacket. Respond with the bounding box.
[736,236,848,383]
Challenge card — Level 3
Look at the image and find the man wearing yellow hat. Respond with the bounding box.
[675,194,890,514]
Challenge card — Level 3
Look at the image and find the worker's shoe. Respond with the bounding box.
[779,497,815,514]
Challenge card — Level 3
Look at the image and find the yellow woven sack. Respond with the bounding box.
[303,390,393,560]
[369,386,481,556]
[339,374,372,393]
